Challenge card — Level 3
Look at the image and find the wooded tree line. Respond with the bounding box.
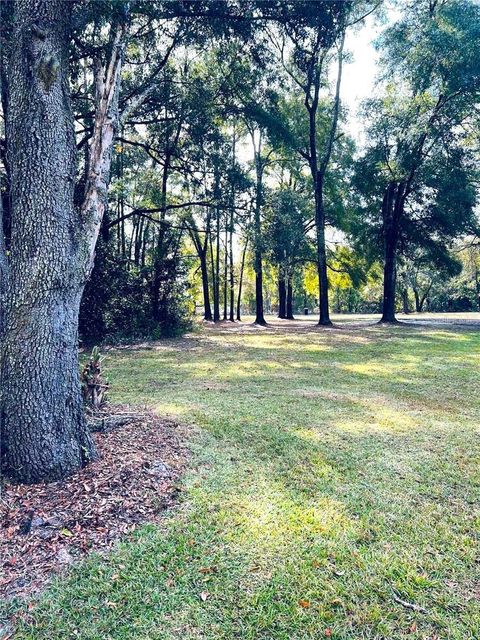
[0,0,479,483]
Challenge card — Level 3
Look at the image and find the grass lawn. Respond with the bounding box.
[11,317,480,639]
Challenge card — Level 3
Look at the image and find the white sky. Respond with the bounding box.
[342,14,382,144]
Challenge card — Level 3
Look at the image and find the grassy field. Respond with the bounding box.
[12,317,480,639]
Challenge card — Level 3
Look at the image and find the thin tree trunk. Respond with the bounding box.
[140,220,149,268]
[314,174,331,325]
[1,0,96,483]
[236,237,248,321]
[307,31,345,327]
[190,212,213,321]
[151,155,169,322]
[402,288,410,314]
[278,272,286,318]
[380,182,404,323]
[223,222,228,320]
[253,134,266,326]
[209,225,219,322]
[214,202,221,322]
[80,18,125,276]
[413,288,421,313]
[474,263,480,311]
[229,223,235,321]
[286,275,294,319]
[229,127,236,321]
[200,251,212,321]
[417,283,432,312]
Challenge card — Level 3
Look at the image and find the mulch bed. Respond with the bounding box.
[0,405,189,602]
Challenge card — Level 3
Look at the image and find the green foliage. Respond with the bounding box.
[351,0,480,284]
[79,239,193,344]
[265,187,313,268]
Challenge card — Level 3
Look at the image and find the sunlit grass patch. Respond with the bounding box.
[10,319,480,639]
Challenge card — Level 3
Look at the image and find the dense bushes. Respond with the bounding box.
[79,240,193,345]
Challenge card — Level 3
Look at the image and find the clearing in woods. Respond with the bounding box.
[9,315,480,639]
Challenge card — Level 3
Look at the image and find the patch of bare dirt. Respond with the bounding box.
[0,405,189,602]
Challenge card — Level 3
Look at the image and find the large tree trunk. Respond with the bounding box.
[1,0,96,483]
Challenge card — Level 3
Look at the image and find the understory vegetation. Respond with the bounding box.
[11,319,480,639]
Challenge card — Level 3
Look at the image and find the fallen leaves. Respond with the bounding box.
[0,405,188,601]
[199,566,217,574]
[298,599,310,608]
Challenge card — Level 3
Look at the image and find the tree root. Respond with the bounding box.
[87,413,144,433]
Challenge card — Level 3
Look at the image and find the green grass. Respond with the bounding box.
[11,318,480,639]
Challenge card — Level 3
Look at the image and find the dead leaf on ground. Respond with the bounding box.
[0,405,189,602]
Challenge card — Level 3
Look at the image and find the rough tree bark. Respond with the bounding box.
[1,0,128,483]
[0,0,98,483]
[1,0,183,483]
[0,193,8,335]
